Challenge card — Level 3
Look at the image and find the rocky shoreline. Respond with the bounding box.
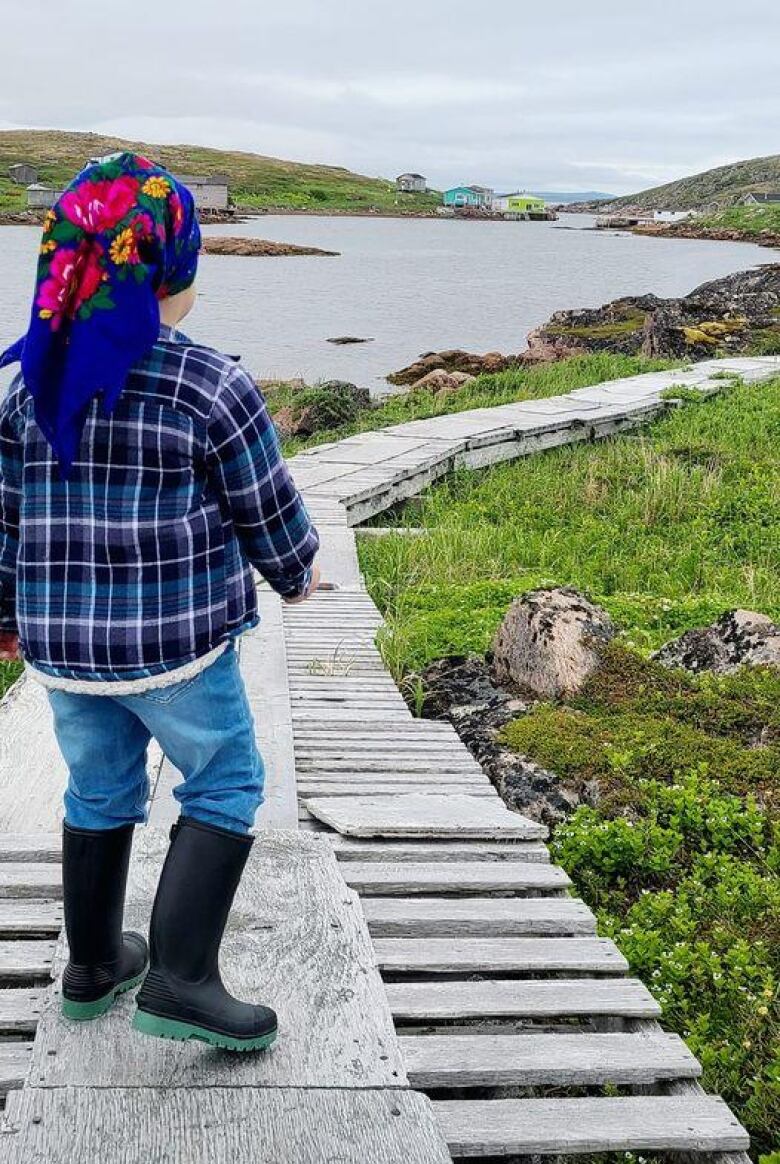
[633,220,780,250]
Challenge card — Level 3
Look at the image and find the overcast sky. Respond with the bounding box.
[1,0,778,195]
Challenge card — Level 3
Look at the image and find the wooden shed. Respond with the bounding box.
[8,162,38,186]
[173,174,230,212]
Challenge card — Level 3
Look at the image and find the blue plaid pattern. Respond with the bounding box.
[0,326,319,683]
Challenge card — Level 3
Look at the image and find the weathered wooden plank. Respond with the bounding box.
[0,898,63,937]
[30,829,406,1090]
[0,677,67,833]
[239,595,299,830]
[386,976,661,1021]
[0,835,61,863]
[0,865,62,899]
[435,1095,749,1156]
[296,768,486,784]
[362,896,596,937]
[304,794,547,840]
[400,1030,699,1088]
[0,987,47,1033]
[342,861,569,896]
[0,940,57,982]
[296,757,483,774]
[375,937,628,975]
[330,837,551,863]
[4,1087,452,1164]
[0,1042,32,1096]
[297,782,494,799]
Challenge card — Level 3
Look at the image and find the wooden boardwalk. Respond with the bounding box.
[0,356,777,1159]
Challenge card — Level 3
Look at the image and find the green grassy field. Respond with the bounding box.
[357,376,780,1156]
[0,129,440,214]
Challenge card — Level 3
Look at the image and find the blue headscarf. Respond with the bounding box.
[0,152,201,474]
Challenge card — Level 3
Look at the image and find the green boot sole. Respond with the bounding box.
[132,1008,278,1052]
[61,967,148,1022]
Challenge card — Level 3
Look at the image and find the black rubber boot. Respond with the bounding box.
[133,816,277,1052]
[61,822,149,1021]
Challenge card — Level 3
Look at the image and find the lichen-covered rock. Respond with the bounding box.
[654,609,780,674]
[492,586,617,699]
[526,264,780,362]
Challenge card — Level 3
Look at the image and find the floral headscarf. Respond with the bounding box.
[0,152,201,473]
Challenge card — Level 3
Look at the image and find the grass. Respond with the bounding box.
[696,204,780,236]
[545,311,648,341]
[278,352,675,455]
[357,375,780,1155]
[0,129,440,215]
[358,375,780,674]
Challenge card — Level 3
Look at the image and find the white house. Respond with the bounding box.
[26,184,62,210]
[396,173,427,194]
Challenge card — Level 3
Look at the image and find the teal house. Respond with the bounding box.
[443,185,494,208]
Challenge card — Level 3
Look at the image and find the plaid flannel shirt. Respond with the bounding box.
[0,325,319,684]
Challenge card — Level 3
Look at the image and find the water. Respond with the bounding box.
[0,214,771,394]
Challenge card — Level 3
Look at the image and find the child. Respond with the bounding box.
[0,153,319,1051]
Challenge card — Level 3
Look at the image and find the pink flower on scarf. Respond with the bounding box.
[168,191,184,235]
[60,176,141,233]
[37,243,105,330]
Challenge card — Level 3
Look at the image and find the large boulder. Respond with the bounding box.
[654,610,780,674]
[410,369,476,392]
[491,587,617,699]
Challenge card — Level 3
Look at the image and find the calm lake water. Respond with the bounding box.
[0,214,771,393]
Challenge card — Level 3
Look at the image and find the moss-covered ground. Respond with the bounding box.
[358,376,780,1155]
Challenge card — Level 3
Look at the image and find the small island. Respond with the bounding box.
[201,237,339,257]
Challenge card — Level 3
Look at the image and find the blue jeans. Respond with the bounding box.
[48,645,264,835]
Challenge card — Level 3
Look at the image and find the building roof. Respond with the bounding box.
[397,173,425,180]
[750,191,780,202]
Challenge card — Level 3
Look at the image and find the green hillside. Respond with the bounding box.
[605,153,780,212]
[0,129,440,214]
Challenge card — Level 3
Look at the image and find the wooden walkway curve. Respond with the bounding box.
[0,355,777,1160]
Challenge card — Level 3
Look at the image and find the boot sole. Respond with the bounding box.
[132,1008,277,1052]
[62,967,148,1022]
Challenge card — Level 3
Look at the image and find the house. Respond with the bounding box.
[396,173,426,194]
[8,162,38,186]
[173,174,230,212]
[742,191,780,206]
[653,209,693,223]
[443,185,494,209]
[496,192,546,215]
[26,184,62,210]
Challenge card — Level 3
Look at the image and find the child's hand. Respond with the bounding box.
[283,564,321,605]
[0,632,19,661]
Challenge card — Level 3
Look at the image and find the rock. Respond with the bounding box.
[492,586,617,699]
[526,264,780,362]
[654,609,780,674]
[201,237,338,257]
[388,349,521,386]
[270,380,371,439]
[326,336,374,345]
[410,369,476,392]
[415,654,590,826]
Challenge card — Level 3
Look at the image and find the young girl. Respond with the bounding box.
[0,153,319,1051]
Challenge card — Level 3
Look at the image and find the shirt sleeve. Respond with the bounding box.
[206,364,319,598]
[0,384,22,633]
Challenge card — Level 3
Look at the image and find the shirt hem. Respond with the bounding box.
[27,640,231,696]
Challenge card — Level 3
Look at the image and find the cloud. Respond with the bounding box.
[1,0,778,194]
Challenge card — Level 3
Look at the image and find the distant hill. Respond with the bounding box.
[596,154,780,213]
[0,129,441,214]
[531,191,614,204]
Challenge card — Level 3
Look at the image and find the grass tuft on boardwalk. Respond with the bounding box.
[358,374,780,1156]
